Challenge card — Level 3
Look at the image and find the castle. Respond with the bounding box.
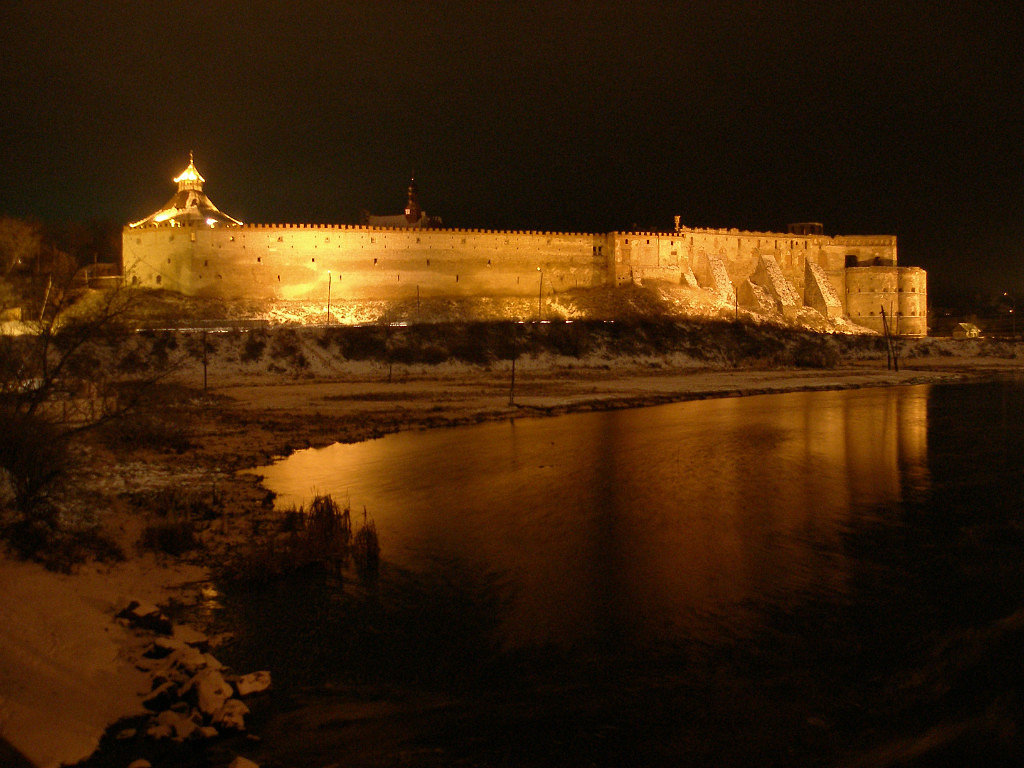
[123,158,927,335]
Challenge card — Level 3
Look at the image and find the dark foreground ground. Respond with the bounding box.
[7,321,1024,768]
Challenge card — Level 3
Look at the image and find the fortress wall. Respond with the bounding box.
[845,266,927,336]
[123,218,924,334]
[123,228,197,293]
[897,267,928,336]
[611,233,691,285]
[846,266,897,333]
[831,236,899,267]
[668,227,866,297]
[125,224,612,301]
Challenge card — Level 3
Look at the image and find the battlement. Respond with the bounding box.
[227,222,597,238]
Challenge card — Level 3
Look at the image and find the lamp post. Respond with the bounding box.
[326,270,332,325]
[537,267,543,320]
[1004,292,1016,338]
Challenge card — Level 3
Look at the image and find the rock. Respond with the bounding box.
[115,727,137,740]
[203,653,225,669]
[197,725,219,739]
[214,698,250,730]
[150,674,170,690]
[145,722,173,740]
[208,631,235,648]
[151,636,187,654]
[142,681,177,711]
[173,624,210,649]
[228,756,259,768]
[182,667,233,717]
[170,645,209,675]
[118,601,173,635]
[127,760,152,768]
[235,671,272,696]
[142,641,176,660]
[156,709,197,740]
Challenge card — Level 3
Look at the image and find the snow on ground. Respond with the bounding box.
[0,554,204,767]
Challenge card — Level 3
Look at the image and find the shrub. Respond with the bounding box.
[5,509,125,572]
[140,517,199,556]
[268,330,309,370]
[792,336,840,368]
[100,410,193,453]
[352,511,380,580]
[132,486,222,521]
[226,494,381,585]
[339,326,386,360]
[240,331,267,363]
[0,410,67,514]
[301,493,351,567]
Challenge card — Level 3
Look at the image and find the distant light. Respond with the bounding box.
[206,218,217,226]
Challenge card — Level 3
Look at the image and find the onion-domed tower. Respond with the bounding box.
[129,153,242,228]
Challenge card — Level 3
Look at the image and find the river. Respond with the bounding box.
[242,379,1024,766]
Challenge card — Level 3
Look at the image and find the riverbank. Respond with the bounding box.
[2,343,1022,767]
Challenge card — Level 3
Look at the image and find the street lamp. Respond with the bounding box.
[537,267,543,320]
[326,270,332,325]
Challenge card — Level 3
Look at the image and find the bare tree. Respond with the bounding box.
[0,216,43,276]
[0,265,174,530]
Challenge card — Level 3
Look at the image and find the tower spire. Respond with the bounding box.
[173,152,204,192]
[404,174,421,224]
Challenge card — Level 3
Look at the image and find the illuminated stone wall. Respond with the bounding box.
[124,224,613,301]
[616,227,892,302]
[122,221,927,335]
[845,266,928,335]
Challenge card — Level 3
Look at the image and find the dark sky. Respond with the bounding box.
[1,1,1022,302]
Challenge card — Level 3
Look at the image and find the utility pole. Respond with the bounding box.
[508,324,518,406]
[326,270,332,325]
[537,267,543,320]
[509,355,516,406]
[880,306,898,372]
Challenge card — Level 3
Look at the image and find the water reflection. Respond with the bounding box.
[257,386,930,649]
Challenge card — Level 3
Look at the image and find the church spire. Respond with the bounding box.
[404,175,421,224]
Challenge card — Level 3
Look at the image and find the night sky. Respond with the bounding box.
[2,1,1022,303]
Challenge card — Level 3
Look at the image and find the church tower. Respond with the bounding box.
[404,177,422,225]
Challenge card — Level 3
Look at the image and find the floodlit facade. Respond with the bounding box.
[123,159,928,335]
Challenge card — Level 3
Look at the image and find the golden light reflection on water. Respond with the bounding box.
[256,386,930,647]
